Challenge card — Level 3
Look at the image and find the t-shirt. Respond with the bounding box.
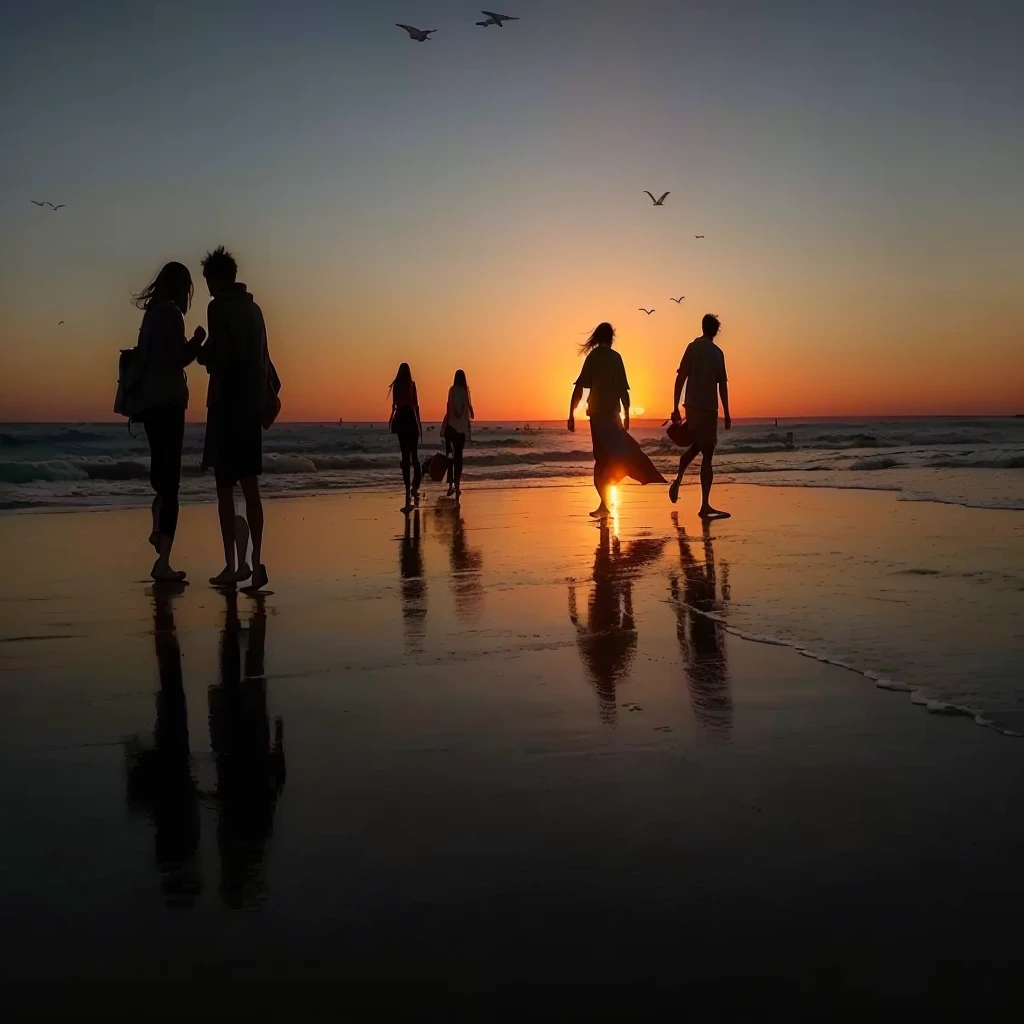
[680,338,727,412]
[446,385,473,436]
[575,345,630,418]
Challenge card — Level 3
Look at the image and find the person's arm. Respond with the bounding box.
[621,389,630,432]
[389,401,397,431]
[673,350,690,421]
[182,325,205,366]
[413,384,422,439]
[197,302,227,373]
[719,353,731,429]
[567,382,584,432]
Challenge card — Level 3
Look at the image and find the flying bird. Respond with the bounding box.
[638,308,655,315]
[31,201,65,209]
[670,296,685,303]
[694,234,705,239]
[644,191,670,206]
[478,10,519,26]
[58,320,65,325]
[396,24,436,42]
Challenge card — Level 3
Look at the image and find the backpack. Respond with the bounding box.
[113,344,150,421]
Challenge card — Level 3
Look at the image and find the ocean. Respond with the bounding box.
[2,416,1022,512]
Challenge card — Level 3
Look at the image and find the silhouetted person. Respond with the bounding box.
[669,313,732,517]
[399,508,427,652]
[441,368,474,499]
[669,514,732,737]
[129,262,205,581]
[123,583,202,907]
[431,497,483,621]
[388,362,423,511]
[568,322,665,518]
[568,523,667,723]
[198,246,273,590]
[208,591,286,910]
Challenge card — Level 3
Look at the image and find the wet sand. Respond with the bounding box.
[2,483,1023,1010]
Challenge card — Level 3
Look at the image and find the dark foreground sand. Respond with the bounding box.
[1,483,1022,1010]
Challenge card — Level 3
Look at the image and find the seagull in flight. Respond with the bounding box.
[670,296,685,303]
[477,10,519,26]
[58,320,65,325]
[638,308,655,315]
[644,191,669,206]
[31,201,65,210]
[396,24,436,42]
[694,234,705,239]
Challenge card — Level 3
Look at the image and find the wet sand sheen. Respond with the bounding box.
[1,483,1023,1008]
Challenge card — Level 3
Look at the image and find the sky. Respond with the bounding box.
[1,0,1022,422]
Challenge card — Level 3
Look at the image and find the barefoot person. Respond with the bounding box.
[668,314,731,517]
[132,261,206,581]
[388,363,423,512]
[198,246,273,590]
[568,322,665,518]
[441,369,474,500]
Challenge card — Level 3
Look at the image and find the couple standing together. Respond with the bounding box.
[131,247,277,589]
[568,314,731,518]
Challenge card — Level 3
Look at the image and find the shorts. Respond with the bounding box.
[684,407,718,450]
[203,404,263,486]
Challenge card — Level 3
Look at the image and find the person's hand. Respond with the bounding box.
[724,415,732,430]
[670,408,681,424]
[623,414,630,432]
[191,326,206,343]
[567,414,575,433]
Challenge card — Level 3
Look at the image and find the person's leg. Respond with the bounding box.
[210,481,238,584]
[445,432,455,493]
[399,437,412,504]
[145,406,185,579]
[240,476,266,589]
[669,442,701,503]
[453,432,465,493]
[697,446,728,517]
[410,442,422,498]
[591,461,611,517]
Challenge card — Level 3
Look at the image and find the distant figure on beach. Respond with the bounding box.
[131,261,206,582]
[568,322,665,518]
[441,369,474,499]
[668,314,732,518]
[198,247,273,590]
[388,362,423,511]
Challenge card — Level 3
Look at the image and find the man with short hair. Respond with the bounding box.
[198,246,272,589]
[669,313,731,518]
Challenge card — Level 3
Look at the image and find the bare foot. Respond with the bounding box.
[589,505,611,519]
[234,562,253,584]
[151,560,186,582]
[698,506,731,519]
[668,480,680,504]
[244,564,269,592]
[209,566,237,586]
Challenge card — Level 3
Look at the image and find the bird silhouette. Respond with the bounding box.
[396,24,436,41]
[58,320,65,325]
[694,234,705,239]
[644,191,670,206]
[478,10,519,26]
[31,201,65,210]
[638,308,655,315]
[670,296,685,303]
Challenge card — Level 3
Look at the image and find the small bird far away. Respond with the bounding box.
[58,320,65,325]
[477,10,519,27]
[396,24,436,42]
[639,308,655,315]
[694,234,705,239]
[31,201,65,210]
[670,296,685,303]
[644,191,670,206]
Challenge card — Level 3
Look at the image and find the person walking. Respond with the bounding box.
[131,261,206,581]
[198,246,274,590]
[388,362,423,511]
[567,322,665,518]
[441,369,474,499]
[668,314,731,518]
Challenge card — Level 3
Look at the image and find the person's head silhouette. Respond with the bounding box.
[701,313,721,338]
[201,245,238,298]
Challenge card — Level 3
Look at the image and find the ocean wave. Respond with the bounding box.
[847,456,906,470]
[926,455,1024,470]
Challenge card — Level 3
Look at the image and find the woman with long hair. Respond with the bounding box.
[388,362,423,511]
[567,322,665,518]
[441,368,474,500]
[132,262,206,580]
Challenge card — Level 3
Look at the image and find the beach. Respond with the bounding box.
[2,481,1023,1008]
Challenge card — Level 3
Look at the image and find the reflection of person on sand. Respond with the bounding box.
[568,322,666,519]
[208,590,286,910]
[431,497,483,621]
[399,509,428,652]
[123,583,202,907]
[669,314,732,518]
[669,513,732,737]
[568,522,667,724]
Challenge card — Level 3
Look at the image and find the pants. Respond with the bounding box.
[144,403,185,539]
[445,426,466,486]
